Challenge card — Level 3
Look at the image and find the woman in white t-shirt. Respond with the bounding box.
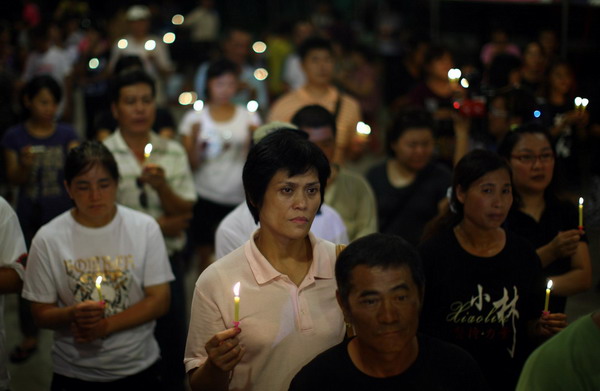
[180,58,261,268]
[22,141,174,390]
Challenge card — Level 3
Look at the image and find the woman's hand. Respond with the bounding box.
[71,300,107,343]
[205,327,246,372]
[535,312,568,338]
[549,229,581,259]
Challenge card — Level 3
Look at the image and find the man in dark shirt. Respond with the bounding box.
[289,233,488,391]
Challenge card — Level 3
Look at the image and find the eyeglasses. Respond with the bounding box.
[511,152,555,165]
[136,178,148,209]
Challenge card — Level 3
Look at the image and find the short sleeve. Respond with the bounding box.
[22,233,58,304]
[142,218,175,287]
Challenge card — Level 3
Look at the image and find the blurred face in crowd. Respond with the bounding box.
[523,42,546,72]
[302,48,334,87]
[340,264,421,358]
[224,30,252,65]
[509,133,554,195]
[390,128,435,173]
[26,88,58,125]
[112,82,156,136]
[548,64,573,96]
[258,168,321,242]
[456,168,513,231]
[304,126,336,163]
[207,72,238,104]
[428,52,453,80]
[129,19,151,39]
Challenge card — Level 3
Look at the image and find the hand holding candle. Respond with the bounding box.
[95,276,104,302]
[543,279,553,315]
[233,281,240,327]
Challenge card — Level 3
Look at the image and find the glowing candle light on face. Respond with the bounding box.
[95,276,104,302]
[579,197,584,231]
[233,282,240,326]
[543,279,553,313]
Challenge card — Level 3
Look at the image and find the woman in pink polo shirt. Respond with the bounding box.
[184,127,345,390]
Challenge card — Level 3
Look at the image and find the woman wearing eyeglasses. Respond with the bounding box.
[499,123,592,314]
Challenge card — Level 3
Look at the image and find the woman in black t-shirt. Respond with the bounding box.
[419,149,567,391]
[498,124,592,313]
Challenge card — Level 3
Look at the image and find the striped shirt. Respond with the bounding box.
[267,86,362,163]
[103,130,197,254]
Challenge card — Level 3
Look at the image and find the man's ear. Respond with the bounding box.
[336,290,351,321]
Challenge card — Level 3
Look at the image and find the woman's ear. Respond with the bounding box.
[63,180,73,199]
[455,185,466,205]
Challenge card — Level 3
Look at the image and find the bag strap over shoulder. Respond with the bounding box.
[335,244,346,257]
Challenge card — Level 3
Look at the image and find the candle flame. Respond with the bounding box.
[448,68,461,80]
[579,197,584,206]
[574,97,582,106]
[547,280,553,290]
[581,98,589,107]
[144,143,153,159]
[95,275,103,288]
[356,121,371,136]
[233,281,240,297]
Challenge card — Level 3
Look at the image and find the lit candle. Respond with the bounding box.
[581,98,589,112]
[579,197,584,231]
[543,279,553,314]
[144,143,153,161]
[233,281,240,326]
[448,68,462,85]
[95,276,104,302]
[356,121,371,140]
[574,97,589,112]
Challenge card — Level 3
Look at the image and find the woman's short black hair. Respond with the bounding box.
[336,233,425,305]
[386,107,434,156]
[109,69,155,103]
[204,58,240,99]
[23,74,63,107]
[65,141,119,185]
[242,128,331,223]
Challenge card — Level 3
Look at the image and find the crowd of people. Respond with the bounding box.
[1,1,599,391]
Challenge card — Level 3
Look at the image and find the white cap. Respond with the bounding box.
[126,5,151,21]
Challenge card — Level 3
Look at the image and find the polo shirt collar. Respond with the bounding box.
[112,129,166,155]
[244,230,333,285]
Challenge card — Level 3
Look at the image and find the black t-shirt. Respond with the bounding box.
[289,334,488,391]
[505,196,587,313]
[418,228,544,391]
[366,162,451,246]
